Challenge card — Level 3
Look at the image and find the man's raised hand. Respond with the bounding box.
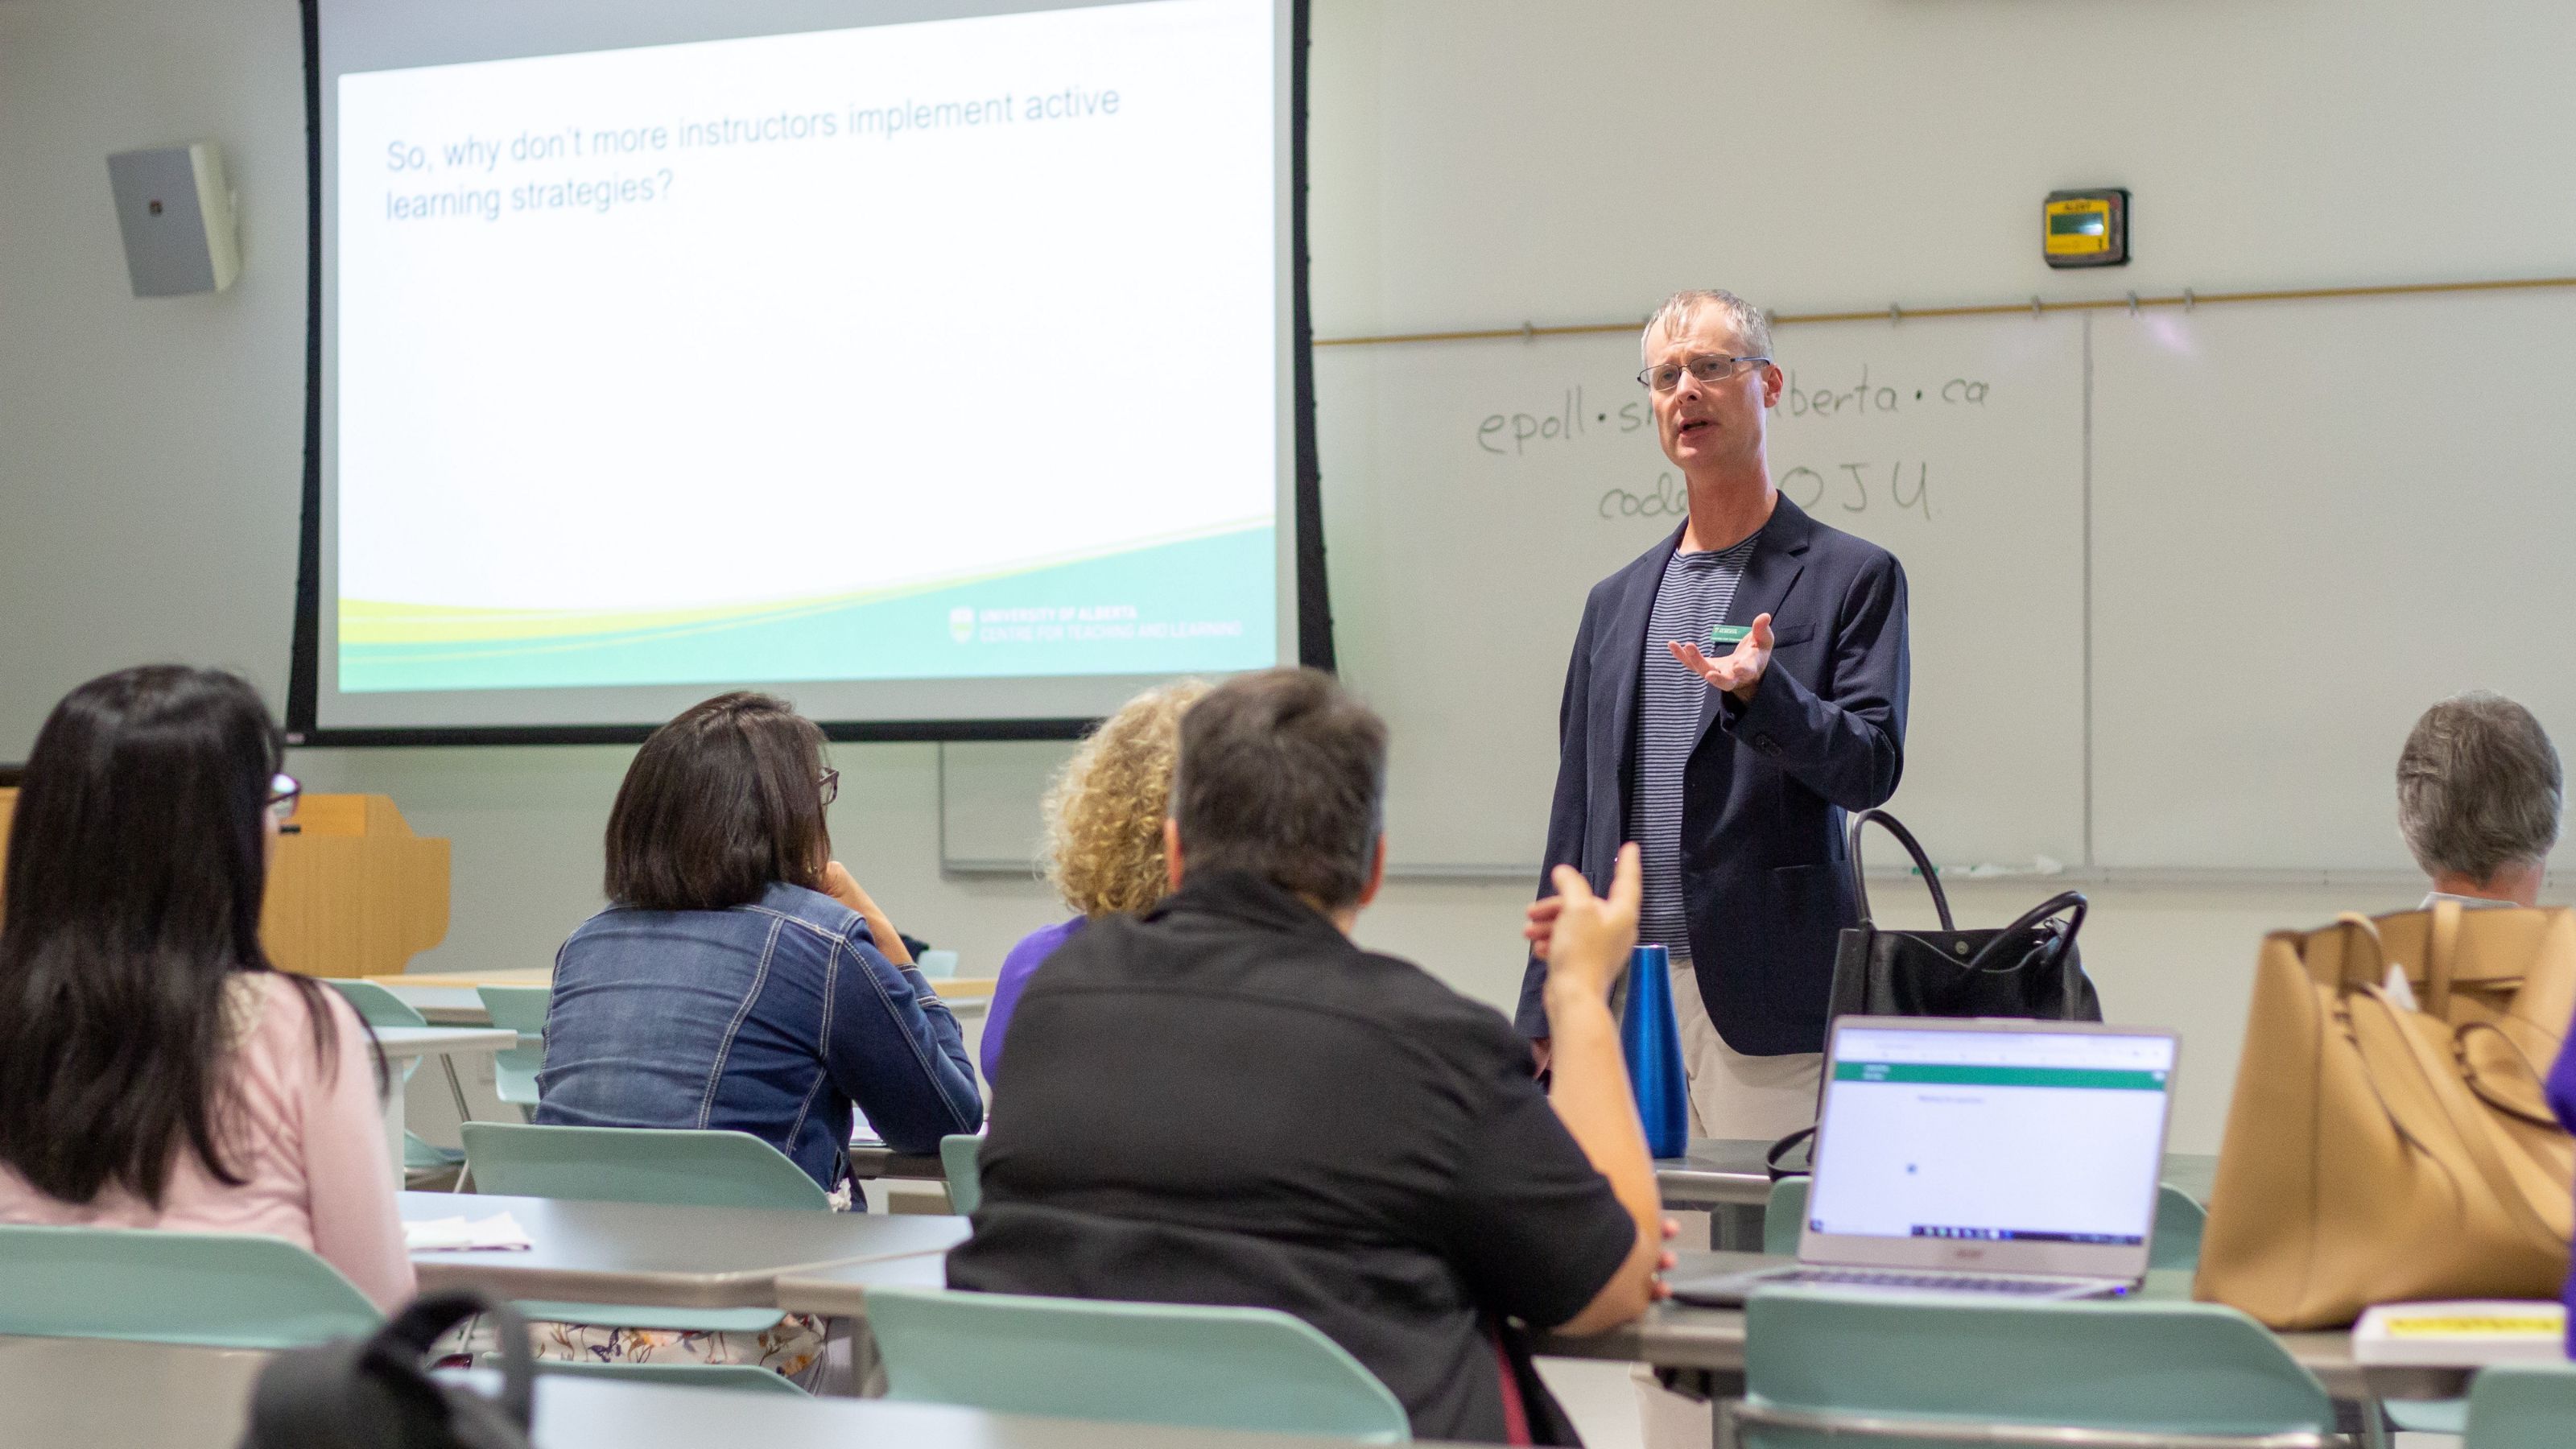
[1542,843,1642,1001]
[1669,611,1774,702]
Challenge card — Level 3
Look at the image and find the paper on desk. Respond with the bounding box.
[2352,1300,2564,1365]
[404,1212,534,1252]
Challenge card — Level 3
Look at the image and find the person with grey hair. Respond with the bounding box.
[2398,691,2562,907]
[1517,287,1912,1139]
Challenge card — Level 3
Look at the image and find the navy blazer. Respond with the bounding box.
[1513,495,1910,1056]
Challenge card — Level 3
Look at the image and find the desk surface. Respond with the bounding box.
[1655,1139,2219,1209]
[374,1025,519,1059]
[845,1143,948,1181]
[389,973,997,1025]
[401,1191,968,1308]
[0,1335,1455,1449]
[1535,1251,2472,1402]
[774,1249,953,1315]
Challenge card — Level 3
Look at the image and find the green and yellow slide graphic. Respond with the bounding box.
[340,523,1274,694]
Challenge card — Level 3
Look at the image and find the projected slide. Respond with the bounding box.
[324,0,1282,719]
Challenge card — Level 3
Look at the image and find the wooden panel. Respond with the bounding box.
[0,788,448,977]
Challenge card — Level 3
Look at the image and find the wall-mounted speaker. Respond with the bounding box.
[105,142,241,297]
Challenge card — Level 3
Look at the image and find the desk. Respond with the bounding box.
[774,1250,952,1315]
[386,971,999,1026]
[401,1191,968,1308]
[382,966,551,1026]
[1535,1251,2475,1405]
[0,1336,1447,1449]
[845,1144,948,1182]
[374,1026,518,1171]
[1656,1138,2220,1211]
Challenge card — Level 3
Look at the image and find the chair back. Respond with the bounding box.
[0,1224,382,1348]
[476,985,550,1108]
[2150,1183,2208,1272]
[1763,1177,1806,1256]
[2467,1363,2576,1449]
[867,1286,1410,1442]
[460,1123,830,1211]
[940,1133,983,1216]
[1765,1177,2206,1270]
[323,977,427,1028]
[1738,1292,2335,1449]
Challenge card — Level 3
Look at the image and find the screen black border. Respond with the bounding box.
[286,0,1330,747]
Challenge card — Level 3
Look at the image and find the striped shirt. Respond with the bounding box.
[1630,534,1761,954]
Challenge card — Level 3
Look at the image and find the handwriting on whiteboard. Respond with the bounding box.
[1472,368,1993,457]
[1600,463,1933,522]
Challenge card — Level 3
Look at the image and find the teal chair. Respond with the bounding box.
[0,1224,380,1348]
[1732,1292,2337,1449]
[867,1286,1410,1441]
[2149,1184,2208,1272]
[1762,1178,2210,1272]
[2466,1362,2576,1449]
[460,1122,830,1212]
[324,977,471,1179]
[460,1122,828,1335]
[475,985,550,1117]
[939,1133,983,1216]
[1762,1177,1806,1256]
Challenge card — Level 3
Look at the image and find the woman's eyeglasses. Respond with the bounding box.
[266,772,302,824]
[819,768,840,807]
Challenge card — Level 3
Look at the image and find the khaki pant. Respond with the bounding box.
[1666,957,1822,1141]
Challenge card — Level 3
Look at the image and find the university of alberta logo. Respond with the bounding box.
[949,605,975,643]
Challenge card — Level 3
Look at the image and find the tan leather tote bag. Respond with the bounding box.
[2193,902,2575,1328]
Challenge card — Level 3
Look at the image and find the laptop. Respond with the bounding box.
[1670,1016,2180,1305]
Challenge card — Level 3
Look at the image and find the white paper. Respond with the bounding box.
[404,1212,535,1252]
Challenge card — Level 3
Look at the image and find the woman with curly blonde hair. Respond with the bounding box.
[980,679,1207,1084]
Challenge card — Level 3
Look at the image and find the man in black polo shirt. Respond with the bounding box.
[949,667,1666,1445]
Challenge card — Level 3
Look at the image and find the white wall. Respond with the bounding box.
[7,0,2575,1154]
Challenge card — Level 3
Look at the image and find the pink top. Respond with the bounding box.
[0,973,416,1311]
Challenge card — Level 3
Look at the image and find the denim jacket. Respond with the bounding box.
[535,881,983,1189]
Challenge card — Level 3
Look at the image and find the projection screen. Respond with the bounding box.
[294,0,1313,741]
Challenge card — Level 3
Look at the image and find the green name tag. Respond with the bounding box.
[1710,625,1751,648]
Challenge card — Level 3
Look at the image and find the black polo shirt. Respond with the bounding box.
[947,870,1637,1444]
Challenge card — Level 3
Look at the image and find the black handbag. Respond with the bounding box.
[236,1293,534,1449]
[1766,809,2102,1179]
[1828,808,2100,1024]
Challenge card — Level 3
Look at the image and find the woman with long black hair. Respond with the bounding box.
[0,666,413,1309]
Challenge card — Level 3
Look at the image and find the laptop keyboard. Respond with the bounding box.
[1760,1269,2092,1294]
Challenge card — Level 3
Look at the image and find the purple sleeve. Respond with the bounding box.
[980,916,1085,1086]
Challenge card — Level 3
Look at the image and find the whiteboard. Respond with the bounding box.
[2090,289,2576,871]
[1311,317,2088,875]
[949,316,2092,876]
[946,289,2576,877]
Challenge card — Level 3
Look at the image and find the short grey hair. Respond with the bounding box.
[1642,289,1773,361]
[2396,691,2562,884]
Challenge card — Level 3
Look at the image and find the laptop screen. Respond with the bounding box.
[1806,1022,2178,1250]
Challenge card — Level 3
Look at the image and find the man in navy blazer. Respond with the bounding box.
[1517,288,1909,1138]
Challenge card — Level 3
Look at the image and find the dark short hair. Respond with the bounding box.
[2397,691,2562,884]
[1171,668,1386,909]
[605,692,831,911]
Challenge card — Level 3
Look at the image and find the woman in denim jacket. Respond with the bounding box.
[538,691,983,1196]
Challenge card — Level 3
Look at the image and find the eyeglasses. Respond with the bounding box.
[819,768,840,807]
[1637,353,1772,393]
[266,772,302,824]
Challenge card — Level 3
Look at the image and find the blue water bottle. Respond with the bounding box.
[1620,943,1689,1158]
